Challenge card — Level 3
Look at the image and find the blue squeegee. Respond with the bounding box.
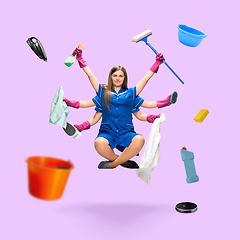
[132,29,184,84]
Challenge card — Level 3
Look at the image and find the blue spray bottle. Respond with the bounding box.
[180,146,199,183]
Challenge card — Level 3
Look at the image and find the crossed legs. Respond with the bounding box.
[94,135,145,168]
[94,137,118,161]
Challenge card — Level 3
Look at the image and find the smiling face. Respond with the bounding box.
[111,70,125,88]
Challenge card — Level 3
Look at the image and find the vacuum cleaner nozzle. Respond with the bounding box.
[26,37,47,62]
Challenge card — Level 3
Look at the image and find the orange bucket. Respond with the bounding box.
[26,156,74,201]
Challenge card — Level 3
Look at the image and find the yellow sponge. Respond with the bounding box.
[194,109,209,122]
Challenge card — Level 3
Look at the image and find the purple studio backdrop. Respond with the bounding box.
[1,0,239,239]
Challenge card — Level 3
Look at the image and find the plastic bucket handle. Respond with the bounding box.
[25,159,74,170]
[178,24,207,38]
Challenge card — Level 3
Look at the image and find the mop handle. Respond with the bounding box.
[145,42,184,84]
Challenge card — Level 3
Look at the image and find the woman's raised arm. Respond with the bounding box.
[73,48,99,93]
[136,70,154,96]
[136,53,165,96]
[82,66,99,93]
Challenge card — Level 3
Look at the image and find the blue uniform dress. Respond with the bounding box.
[92,83,144,153]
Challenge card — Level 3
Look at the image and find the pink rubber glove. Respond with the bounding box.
[147,114,161,123]
[150,53,165,73]
[63,98,80,109]
[74,121,91,132]
[72,48,88,68]
[156,95,171,108]
[156,91,177,108]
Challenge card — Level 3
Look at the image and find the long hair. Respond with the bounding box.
[103,66,128,111]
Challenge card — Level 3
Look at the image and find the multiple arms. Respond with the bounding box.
[67,48,165,133]
[136,70,154,96]
[82,66,99,94]
[73,47,99,93]
[74,111,102,132]
[141,100,157,108]
[133,111,161,123]
[79,100,96,108]
[63,99,96,108]
[136,53,165,96]
[74,47,164,97]
[88,112,102,126]
[133,111,147,121]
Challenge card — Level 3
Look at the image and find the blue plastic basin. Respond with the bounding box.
[177,24,207,47]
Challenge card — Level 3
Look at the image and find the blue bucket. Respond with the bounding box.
[177,24,207,47]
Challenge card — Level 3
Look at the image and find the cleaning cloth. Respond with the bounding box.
[49,86,70,128]
[135,113,166,184]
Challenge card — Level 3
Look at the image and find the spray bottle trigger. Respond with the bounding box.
[78,44,84,49]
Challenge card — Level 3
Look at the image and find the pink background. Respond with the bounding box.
[1,0,239,239]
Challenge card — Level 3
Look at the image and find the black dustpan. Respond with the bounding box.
[26,37,47,61]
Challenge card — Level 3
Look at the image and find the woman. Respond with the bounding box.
[72,47,177,169]
[63,94,173,169]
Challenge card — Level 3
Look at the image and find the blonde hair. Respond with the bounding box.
[103,66,128,110]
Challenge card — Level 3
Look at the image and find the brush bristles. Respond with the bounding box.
[132,29,152,42]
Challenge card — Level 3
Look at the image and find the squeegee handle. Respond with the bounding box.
[146,42,158,55]
[145,42,184,84]
[162,61,184,84]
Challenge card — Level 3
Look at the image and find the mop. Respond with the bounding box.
[132,29,184,84]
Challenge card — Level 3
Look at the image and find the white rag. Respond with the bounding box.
[49,86,70,128]
[135,113,166,184]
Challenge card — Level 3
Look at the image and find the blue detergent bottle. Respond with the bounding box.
[180,146,199,183]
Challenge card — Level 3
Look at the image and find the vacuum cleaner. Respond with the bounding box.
[26,37,47,62]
